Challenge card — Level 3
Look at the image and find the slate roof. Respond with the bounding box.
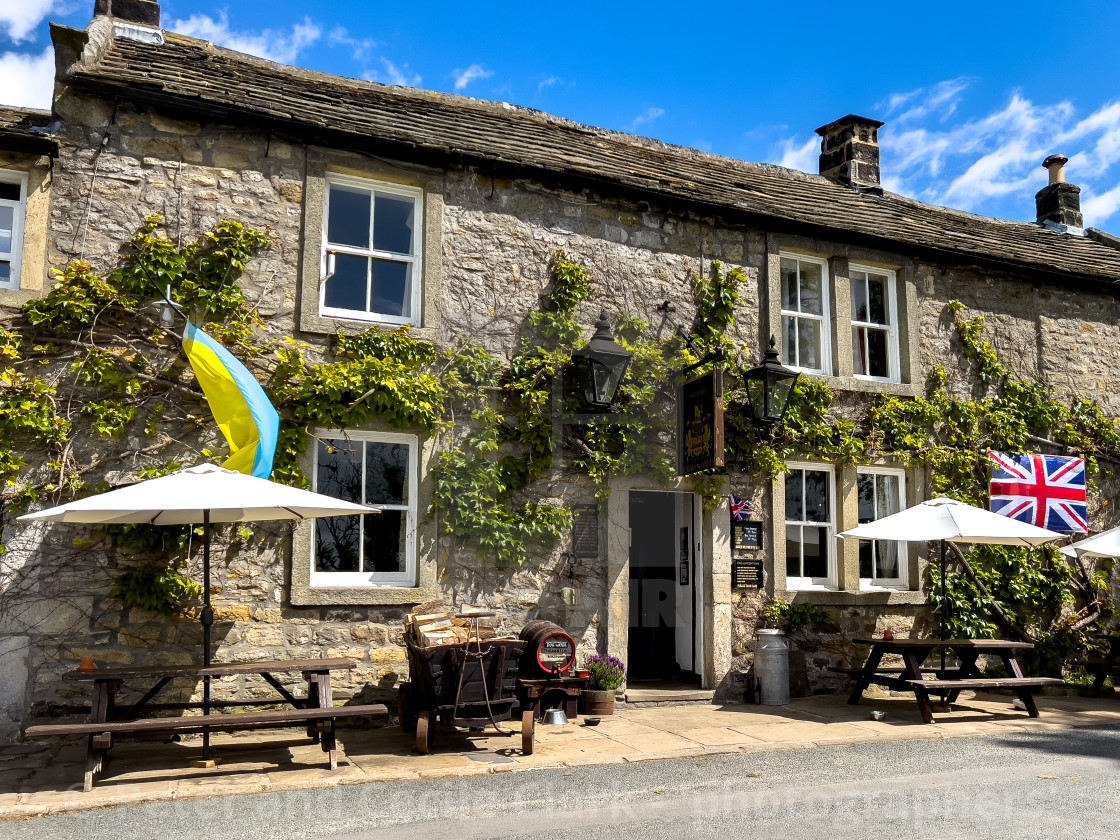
[0,107,58,158]
[65,29,1120,286]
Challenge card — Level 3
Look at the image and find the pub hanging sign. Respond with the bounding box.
[677,369,725,476]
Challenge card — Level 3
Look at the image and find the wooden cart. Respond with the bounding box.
[399,637,528,754]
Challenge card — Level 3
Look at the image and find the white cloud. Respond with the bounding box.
[536,76,561,95]
[630,107,665,130]
[170,13,321,64]
[880,77,973,123]
[0,0,56,43]
[363,57,421,87]
[327,25,378,62]
[0,47,54,109]
[1083,181,1120,225]
[773,135,818,173]
[452,64,492,92]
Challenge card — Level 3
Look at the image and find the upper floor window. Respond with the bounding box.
[785,462,836,589]
[312,430,418,587]
[856,467,906,589]
[780,254,831,375]
[850,265,899,382]
[0,171,27,291]
[320,174,422,325]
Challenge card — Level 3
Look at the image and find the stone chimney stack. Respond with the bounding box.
[815,114,884,193]
[94,0,161,28]
[1035,154,1083,232]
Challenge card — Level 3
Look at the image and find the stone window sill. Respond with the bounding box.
[774,589,927,606]
[807,375,921,398]
[297,309,438,343]
[290,584,439,607]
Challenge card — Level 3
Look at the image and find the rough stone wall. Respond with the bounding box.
[3,80,1120,738]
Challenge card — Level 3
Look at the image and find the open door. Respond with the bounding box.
[628,491,704,684]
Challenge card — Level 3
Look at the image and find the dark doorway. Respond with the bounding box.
[628,491,679,682]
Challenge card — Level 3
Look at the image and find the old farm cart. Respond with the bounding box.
[400,616,528,753]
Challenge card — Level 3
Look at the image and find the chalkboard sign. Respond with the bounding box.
[572,504,599,558]
[732,558,763,589]
[677,369,724,475]
[732,520,764,552]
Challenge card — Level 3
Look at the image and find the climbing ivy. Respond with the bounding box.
[8,213,1115,667]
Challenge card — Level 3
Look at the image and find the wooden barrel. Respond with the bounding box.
[518,621,576,679]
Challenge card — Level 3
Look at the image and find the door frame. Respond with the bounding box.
[606,476,732,692]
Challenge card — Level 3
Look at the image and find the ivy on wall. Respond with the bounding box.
[3,213,1116,673]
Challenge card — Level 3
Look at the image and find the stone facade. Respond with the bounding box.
[1,11,1120,741]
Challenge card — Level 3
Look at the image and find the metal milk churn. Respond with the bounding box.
[754,629,790,705]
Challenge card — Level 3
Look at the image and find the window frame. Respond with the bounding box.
[0,170,28,292]
[784,460,837,590]
[779,253,832,376]
[855,465,908,590]
[319,173,424,326]
[310,429,419,588]
[849,264,900,384]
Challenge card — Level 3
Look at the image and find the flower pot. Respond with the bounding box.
[579,688,616,716]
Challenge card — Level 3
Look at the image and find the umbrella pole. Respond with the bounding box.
[939,539,947,674]
[202,510,212,761]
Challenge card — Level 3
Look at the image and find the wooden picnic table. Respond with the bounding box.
[26,657,387,790]
[1070,635,1120,696]
[848,638,1063,724]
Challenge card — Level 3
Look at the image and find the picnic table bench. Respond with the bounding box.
[848,638,1063,723]
[24,658,387,791]
[1069,635,1120,696]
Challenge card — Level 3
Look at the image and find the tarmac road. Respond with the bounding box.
[10,726,1120,840]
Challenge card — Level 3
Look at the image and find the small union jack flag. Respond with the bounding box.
[988,451,1087,533]
[729,494,751,522]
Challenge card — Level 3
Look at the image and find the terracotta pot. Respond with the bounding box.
[578,688,616,716]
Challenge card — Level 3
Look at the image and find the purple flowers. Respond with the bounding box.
[584,653,625,691]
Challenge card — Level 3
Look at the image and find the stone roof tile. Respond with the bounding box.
[67,31,1120,285]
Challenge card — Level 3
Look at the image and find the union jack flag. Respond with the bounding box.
[729,494,751,522]
[988,451,1087,533]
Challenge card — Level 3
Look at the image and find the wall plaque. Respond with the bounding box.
[571,504,599,558]
[732,558,764,589]
[677,369,725,476]
[732,520,764,553]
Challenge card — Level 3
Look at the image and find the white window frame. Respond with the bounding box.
[779,253,832,376]
[849,264,900,383]
[310,429,419,588]
[319,173,423,326]
[784,461,837,590]
[856,466,908,590]
[0,170,28,291]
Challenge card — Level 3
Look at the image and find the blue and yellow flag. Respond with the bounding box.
[182,322,280,479]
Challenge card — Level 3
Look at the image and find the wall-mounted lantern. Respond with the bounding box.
[742,336,801,425]
[568,311,632,411]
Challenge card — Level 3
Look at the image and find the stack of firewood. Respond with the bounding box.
[404,603,513,647]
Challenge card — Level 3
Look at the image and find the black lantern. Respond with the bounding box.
[568,311,632,410]
[742,336,801,424]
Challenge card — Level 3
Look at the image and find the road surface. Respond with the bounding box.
[9,726,1120,839]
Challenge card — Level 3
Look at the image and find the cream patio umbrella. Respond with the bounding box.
[19,462,378,759]
[1060,525,1120,560]
[840,498,1065,664]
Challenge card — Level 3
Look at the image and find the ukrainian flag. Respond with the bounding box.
[182,322,280,479]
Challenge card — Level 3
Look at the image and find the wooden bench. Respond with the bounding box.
[26,703,388,790]
[828,666,961,677]
[1069,637,1120,695]
[903,677,1063,719]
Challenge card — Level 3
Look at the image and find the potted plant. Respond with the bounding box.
[579,653,625,716]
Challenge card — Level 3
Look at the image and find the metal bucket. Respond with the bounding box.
[755,629,790,706]
[542,708,569,726]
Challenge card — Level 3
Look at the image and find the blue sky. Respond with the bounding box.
[4,1,1120,230]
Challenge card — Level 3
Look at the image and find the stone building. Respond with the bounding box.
[2,0,1120,740]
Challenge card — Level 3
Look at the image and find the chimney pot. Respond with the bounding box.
[1043,154,1068,186]
[814,114,885,193]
